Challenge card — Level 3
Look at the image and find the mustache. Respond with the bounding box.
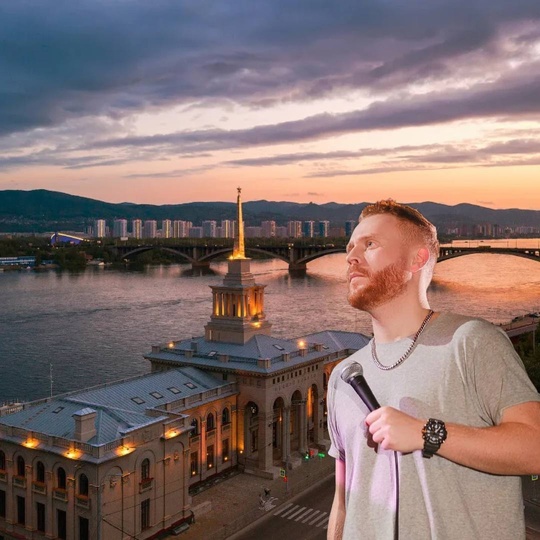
[347,265,371,279]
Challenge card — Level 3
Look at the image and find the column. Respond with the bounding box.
[299,401,308,453]
[258,412,274,472]
[282,407,291,463]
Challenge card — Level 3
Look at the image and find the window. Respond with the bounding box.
[0,450,5,470]
[36,502,46,532]
[17,495,25,525]
[167,386,181,395]
[190,452,198,477]
[57,509,67,540]
[222,408,230,425]
[273,344,285,351]
[206,445,214,470]
[36,461,45,483]
[184,382,196,389]
[222,439,230,463]
[79,517,89,540]
[206,413,215,432]
[251,429,258,453]
[149,391,163,399]
[57,467,66,490]
[131,397,145,405]
[190,419,199,436]
[52,406,64,414]
[141,459,150,481]
[78,474,89,497]
[141,499,150,531]
[16,456,25,477]
[0,489,5,518]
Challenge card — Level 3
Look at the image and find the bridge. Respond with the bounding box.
[109,241,540,271]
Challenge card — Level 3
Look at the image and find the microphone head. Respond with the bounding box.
[340,362,363,384]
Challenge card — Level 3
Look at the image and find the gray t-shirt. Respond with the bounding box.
[328,312,540,540]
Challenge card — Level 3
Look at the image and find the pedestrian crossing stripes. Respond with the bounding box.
[274,503,330,529]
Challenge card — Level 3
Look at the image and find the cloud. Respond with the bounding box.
[2,0,540,141]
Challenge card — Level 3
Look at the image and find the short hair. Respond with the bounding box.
[360,199,439,271]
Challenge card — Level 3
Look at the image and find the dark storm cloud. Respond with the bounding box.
[86,64,540,153]
[3,0,540,140]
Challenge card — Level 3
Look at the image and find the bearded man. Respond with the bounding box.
[327,200,540,540]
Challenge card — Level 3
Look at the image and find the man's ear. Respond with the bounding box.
[410,247,430,273]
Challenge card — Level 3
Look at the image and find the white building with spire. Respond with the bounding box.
[0,189,369,539]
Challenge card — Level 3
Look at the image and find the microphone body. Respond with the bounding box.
[341,363,380,412]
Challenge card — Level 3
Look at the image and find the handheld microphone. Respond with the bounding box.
[340,362,380,412]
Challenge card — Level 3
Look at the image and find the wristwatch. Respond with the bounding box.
[422,418,447,458]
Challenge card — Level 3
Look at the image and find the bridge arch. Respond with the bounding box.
[120,246,195,263]
[437,248,540,264]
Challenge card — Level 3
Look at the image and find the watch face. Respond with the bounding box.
[425,419,447,444]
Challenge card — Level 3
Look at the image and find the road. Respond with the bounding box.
[230,474,335,540]
[230,474,540,540]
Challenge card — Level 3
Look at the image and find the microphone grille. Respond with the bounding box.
[340,362,363,384]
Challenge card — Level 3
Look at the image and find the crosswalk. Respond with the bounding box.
[273,502,330,529]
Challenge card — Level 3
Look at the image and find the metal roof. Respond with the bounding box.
[146,330,370,374]
[0,367,229,446]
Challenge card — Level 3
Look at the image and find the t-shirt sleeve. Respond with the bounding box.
[327,364,346,461]
[463,320,540,425]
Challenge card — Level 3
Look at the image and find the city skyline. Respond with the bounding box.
[2,2,540,209]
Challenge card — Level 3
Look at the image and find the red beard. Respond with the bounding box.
[347,259,409,311]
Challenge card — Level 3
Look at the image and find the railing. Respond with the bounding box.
[139,478,153,493]
[32,481,47,495]
[0,470,6,482]
[53,488,68,502]
[221,424,230,433]
[12,476,26,488]
[76,495,91,509]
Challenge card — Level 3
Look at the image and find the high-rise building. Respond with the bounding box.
[132,219,142,239]
[220,220,234,239]
[189,227,203,238]
[202,221,217,238]
[245,226,262,238]
[144,220,157,239]
[162,219,172,239]
[345,220,357,237]
[94,219,106,238]
[318,221,330,238]
[261,221,276,238]
[275,226,288,238]
[287,221,303,238]
[113,219,128,238]
[173,220,190,238]
[303,221,315,238]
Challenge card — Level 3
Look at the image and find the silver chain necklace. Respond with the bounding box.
[371,310,434,371]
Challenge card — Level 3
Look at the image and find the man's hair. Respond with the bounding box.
[360,199,440,273]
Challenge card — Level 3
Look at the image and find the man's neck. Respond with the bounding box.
[370,297,433,344]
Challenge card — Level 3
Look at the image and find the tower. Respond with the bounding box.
[204,188,272,344]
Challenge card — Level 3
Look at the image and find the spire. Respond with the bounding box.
[232,187,246,259]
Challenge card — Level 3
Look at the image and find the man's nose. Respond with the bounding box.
[346,245,363,265]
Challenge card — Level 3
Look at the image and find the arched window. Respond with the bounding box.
[222,407,230,425]
[36,461,45,483]
[206,413,215,432]
[0,450,5,470]
[190,419,199,436]
[16,456,25,477]
[57,467,66,490]
[141,459,150,481]
[78,473,89,497]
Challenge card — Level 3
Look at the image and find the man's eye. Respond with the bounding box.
[366,241,374,248]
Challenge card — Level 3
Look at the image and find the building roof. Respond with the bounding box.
[0,367,231,446]
[145,330,370,374]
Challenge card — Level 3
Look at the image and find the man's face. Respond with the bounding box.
[346,214,412,311]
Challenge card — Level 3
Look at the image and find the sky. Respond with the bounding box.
[1,1,540,209]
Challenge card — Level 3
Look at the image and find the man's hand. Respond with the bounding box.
[365,406,425,453]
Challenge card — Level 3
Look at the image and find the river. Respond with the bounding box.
[0,249,539,402]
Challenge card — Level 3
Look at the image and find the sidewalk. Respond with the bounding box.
[168,455,335,540]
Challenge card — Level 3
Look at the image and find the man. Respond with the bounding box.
[327,200,540,540]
